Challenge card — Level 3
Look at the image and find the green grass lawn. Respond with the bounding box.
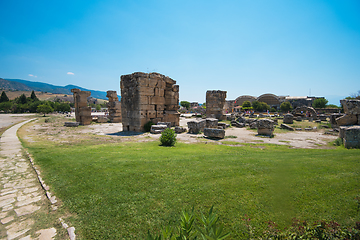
[21,137,360,239]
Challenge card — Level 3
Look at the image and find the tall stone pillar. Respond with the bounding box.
[71,88,92,125]
[106,91,122,123]
[206,90,227,120]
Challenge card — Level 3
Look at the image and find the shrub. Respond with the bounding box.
[160,128,177,146]
[144,121,155,132]
[333,138,343,146]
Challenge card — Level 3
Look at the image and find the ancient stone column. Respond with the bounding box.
[71,89,92,125]
[120,72,180,132]
[206,90,227,120]
[106,90,122,123]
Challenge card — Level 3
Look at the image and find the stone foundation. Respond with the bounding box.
[106,91,122,123]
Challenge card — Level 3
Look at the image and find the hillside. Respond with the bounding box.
[0,78,120,100]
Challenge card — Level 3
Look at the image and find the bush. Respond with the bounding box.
[333,138,343,146]
[144,121,155,132]
[160,128,177,146]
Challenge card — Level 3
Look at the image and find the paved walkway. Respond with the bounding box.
[0,119,57,240]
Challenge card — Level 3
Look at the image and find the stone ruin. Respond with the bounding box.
[186,118,227,138]
[106,91,122,123]
[120,72,180,132]
[283,113,294,124]
[257,119,274,136]
[206,90,227,120]
[336,99,360,148]
[71,89,92,125]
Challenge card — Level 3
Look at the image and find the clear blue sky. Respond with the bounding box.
[1,0,359,105]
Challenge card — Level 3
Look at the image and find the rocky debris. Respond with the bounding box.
[257,119,274,136]
[174,126,186,133]
[343,125,360,149]
[217,122,227,129]
[120,72,180,132]
[305,128,312,131]
[206,90,227,120]
[296,116,302,121]
[295,128,302,131]
[106,90,122,123]
[64,122,79,127]
[250,122,257,129]
[280,123,294,131]
[205,118,218,128]
[204,128,225,139]
[150,124,168,134]
[315,119,321,123]
[158,122,172,128]
[71,88,92,125]
[231,121,245,128]
[96,116,108,123]
[319,114,327,121]
[187,120,206,134]
[283,113,294,124]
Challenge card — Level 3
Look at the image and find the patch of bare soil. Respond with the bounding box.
[19,115,338,149]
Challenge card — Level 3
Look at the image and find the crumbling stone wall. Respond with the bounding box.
[71,88,92,125]
[120,72,179,132]
[106,91,121,123]
[206,90,227,120]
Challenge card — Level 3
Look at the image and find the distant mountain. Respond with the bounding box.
[1,78,120,100]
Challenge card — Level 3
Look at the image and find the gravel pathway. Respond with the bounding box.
[0,119,57,240]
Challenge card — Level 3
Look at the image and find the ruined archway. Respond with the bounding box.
[234,95,256,106]
[291,106,318,119]
[257,93,280,107]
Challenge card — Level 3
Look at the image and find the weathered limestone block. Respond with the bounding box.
[206,118,218,129]
[339,126,347,139]
[319,114,327,121]
[157,122,171,128]
[187,120,206,134]
[340,99,360,115]
[336,114,358,126]
[250,122,257,129]
[280,123,294,131]
[330,113,343,127]
[206,90,227,120]
[97,116,108,123]
[296,116,302,121]
[121,72,179,131]
[217,122,227,129]
[283,114,294,124]
[257,119,274,136]
[64,122,79,127]
[204,128,225,139]
[175,126,186,133]
[150,124,168,134]
[344,126,360,149]
[71,89,92,125]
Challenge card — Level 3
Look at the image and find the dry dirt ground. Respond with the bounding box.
[1,113,338,149]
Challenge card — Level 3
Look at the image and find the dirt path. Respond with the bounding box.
[0,119,60,240]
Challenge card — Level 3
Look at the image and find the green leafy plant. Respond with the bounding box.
[160,128,177,146]
[144,121,155,132]
[333,138,343,146]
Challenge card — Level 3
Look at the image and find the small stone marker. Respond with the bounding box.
[204,128,225,139]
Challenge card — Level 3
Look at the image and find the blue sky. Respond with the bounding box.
[1,0,359,105]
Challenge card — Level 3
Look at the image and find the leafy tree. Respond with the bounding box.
[180,101,190,109]
[252,101,270,112]
[242,101,252,108]
[37,104,54,116]
[96,104,101,111]
[0,102,12,112]
[0,91,9,103]
[312,98,328,109]
[30,90,39,101]
[17,94,28,104]
[326,104,340,108]
[280,101,292,112]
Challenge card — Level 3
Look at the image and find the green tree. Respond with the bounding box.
[30,90,39,101]
[37,104,54,116]
[252,101,269,112]
[96,104,101,111]
[0,91,9,103]
[242,101,252,108]
[312,98,328,108]
[180,101,191,109]
[280,101,292,112]
[17,94,28,104]
[0,102,12,112]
